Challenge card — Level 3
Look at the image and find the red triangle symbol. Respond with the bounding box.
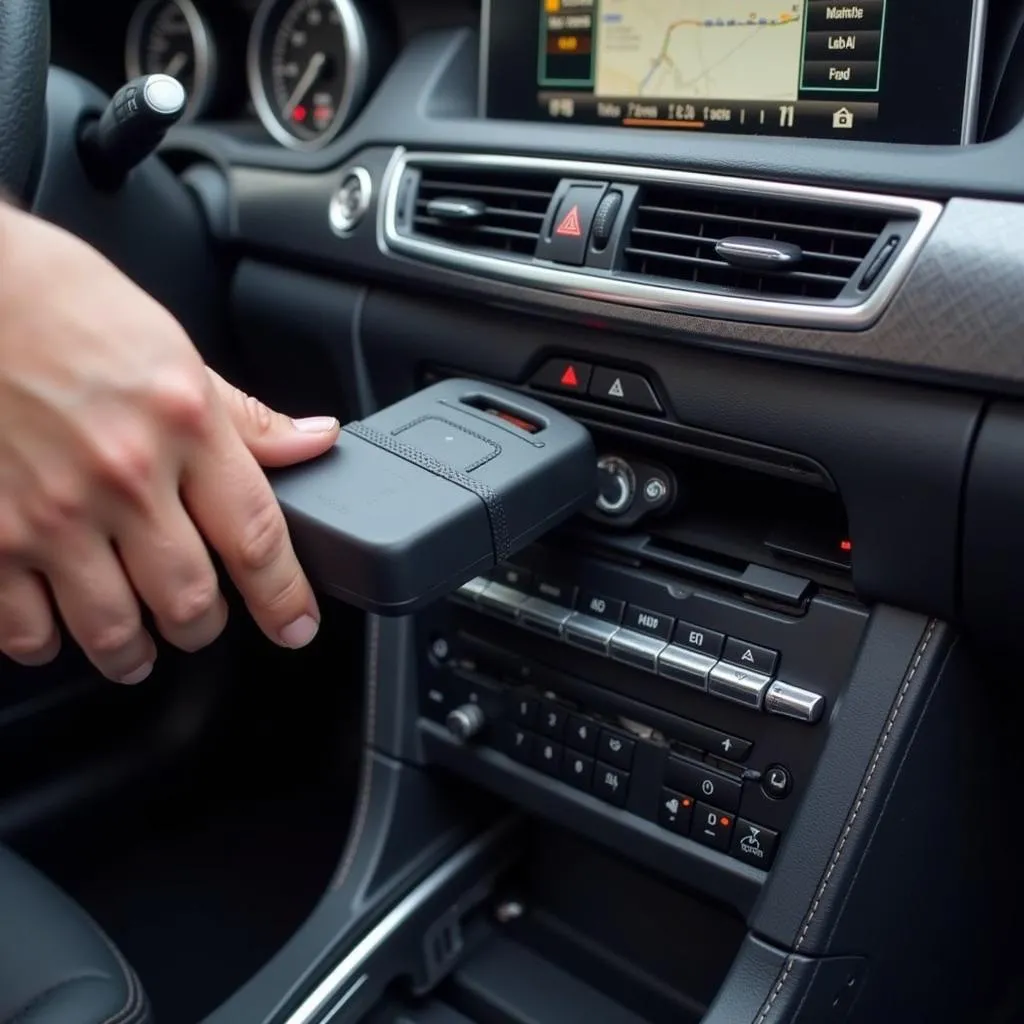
[555,204,582,238]
[560,365,579,387]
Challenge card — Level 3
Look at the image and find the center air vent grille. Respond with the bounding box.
[411,166,561,257]
[624,185,890,300]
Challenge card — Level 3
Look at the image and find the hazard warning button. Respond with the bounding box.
[535,184,606,265]
[530,358,594,396]
[589,366,663,414]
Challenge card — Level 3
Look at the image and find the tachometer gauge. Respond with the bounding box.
[125,0,217,121]
[248,0,368,150]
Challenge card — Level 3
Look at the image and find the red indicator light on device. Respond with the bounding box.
[560,365,579,387]
[840,539,852,552]
[292,105,307,122]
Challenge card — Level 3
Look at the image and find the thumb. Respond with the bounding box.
[208,368,340,468]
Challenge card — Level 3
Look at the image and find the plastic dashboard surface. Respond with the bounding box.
[167,26,1024,390]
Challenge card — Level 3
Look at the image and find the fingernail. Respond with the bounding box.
[121,661,154,685]
[279,614,319,648]
[292,416,338,433]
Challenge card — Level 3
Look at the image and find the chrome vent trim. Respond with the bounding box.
[378,150,943,331]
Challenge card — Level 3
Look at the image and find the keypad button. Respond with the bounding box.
[593,763,630,807]
[492,564,533,590]
[731,819,780,869]
[498,722,533,764]
[532,739,563,776]
[692,803,736,852]
[565,715,599,754]
[562,752,594,790]
[659,789,694,836]
[666,758,742,813]
[597,729,635,769]
[532,578,578,606]
[508,693,539,727]
[722,638,779,676]
[537,702,567,738]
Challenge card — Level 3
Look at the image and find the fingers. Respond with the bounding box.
[45,534,156,684]
[208,369,339,469]
[183,424,320,650]
[116,495,228,653]
[0,569,61,666]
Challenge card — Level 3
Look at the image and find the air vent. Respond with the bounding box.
[624,185,891,300]
[410,165,560,257]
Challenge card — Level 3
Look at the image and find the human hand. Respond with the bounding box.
[0,204,339,683]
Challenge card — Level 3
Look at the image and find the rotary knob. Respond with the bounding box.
[595,455,636,517]
[445,703,487,741]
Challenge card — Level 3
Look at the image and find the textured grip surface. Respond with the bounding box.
[0,0,49,196]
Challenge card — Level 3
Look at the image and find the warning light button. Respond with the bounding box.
[529,358,594,396]
[588,366,663,414]
[535,184,606,265]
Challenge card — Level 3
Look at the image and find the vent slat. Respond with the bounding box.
[635,204,881,242]
[410,166,560,257]
[625,184,890,300]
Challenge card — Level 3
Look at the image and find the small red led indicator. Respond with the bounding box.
[840,539,853,552]
[560,364,579,387]
[555,204,582,237]
[292,104,308,122]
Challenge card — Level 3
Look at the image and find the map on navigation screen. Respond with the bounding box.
[594,0,804,102]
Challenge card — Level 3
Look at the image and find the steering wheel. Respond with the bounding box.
[0,0,50,196]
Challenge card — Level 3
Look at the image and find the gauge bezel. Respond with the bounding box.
[246,0,369,151]
[125,0,217,122]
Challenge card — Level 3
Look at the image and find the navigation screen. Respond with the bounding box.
[483,0,983,144]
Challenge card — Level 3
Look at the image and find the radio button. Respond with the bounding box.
[693,803,736,852]
[622,604,674,641]
[708,662,772,710]
[676,720,752,762]
[593,763,630,807]
[731,819,779,869]
[667,758,741,813]
[673,621,725,660]
[658,644,716,691]
[519,596,573,637]
[722,638,779,677]
[597,729,635,769]
[566,715,599,754]
[765,681,826,724]
[452,576,490,605]
[478,582,530,620]
[562,752,595,790]
[659,789,694,836]
[532,578,578,606]
[609,629,668,673]
[492,564,532,590]
[576,590,625,624]
[564,612,620,655]
[538,702,567,739]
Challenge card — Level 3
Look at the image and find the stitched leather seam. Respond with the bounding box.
[330,613,380,891]
[96,929,145,1024]
[752,618,938,1024]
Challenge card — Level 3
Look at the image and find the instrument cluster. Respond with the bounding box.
[121,0,377,149]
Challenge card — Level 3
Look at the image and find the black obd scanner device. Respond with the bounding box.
[272,379,596,614]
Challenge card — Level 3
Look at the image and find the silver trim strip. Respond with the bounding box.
[962,0,990,143]
[479,0,987,145]
[247,0,369,151]
[379,150,943,330]
[283,822,512,1024]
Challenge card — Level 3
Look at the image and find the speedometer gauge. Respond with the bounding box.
[125,0,216,121]
[248,0,369,150]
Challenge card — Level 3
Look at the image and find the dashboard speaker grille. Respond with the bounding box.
[624,185,889,300]
[411,166,561,256]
